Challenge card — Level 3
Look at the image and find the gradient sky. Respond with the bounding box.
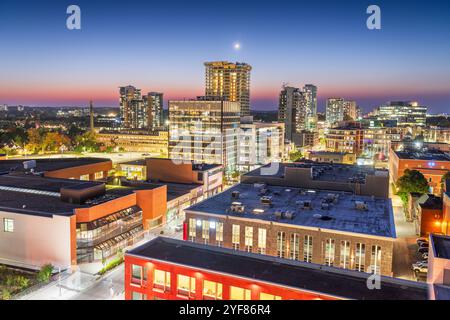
[1,0,450,113]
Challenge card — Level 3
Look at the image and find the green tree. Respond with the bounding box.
[289,150,303,162]
[37,264,53,283]
[396,169,429,206]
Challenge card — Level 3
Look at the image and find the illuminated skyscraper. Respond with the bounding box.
[278,85,307,141]
[303,84,318,130]
[326,98,345,126]
[119,85,142,128]
[204,61,252,116]
[144,92,164,130]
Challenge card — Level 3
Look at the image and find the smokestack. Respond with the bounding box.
[89,100,94,132]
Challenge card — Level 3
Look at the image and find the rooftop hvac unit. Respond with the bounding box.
[230,202,245,213]
[260,196,273,206]
[284,211,295,220]
[231,191,240,199]
[275,210,283,218]
[23,160,36,170]
[355,201,368,211]
[321,202,330,210]
[301,200,312,210]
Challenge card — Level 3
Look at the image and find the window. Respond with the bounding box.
[260,292,281,300]
[232,224,240,250]
[153,269,171,292]
[245,226,253,252]
[131,265,142,284]
[230,286,251,300]
[203,280,222,300]
[94,171,104,180]
[258,228,266,254]
[277,231,286,258]
[303,235,313,263]
[177,274,196,297]
[355,243,366,272]
[370,245,382,275]
[340,241,350,269]
[324,239,335,266]
[131,291,146,300]
[216,222,223,247]
[3,218,14,233]
[202,220,209,244]
[289,233,300,260]
[80,174,89,181]
[189,218,196,241]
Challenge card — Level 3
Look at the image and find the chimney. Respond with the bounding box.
[89,100,94,132]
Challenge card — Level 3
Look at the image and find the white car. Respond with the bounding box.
[412,262,428,273]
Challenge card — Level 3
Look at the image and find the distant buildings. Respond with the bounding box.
[119,86,164,130]
[278,84,318,143]
[376,101,427,126]
[168,99,240,173]
[325,98,345,125]
[204,61,252,116]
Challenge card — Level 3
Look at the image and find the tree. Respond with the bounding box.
[42,132,71,152]
[396,169,429,206]
[289,150,303,162]
[74,131,100,153]
[25,128,44,154]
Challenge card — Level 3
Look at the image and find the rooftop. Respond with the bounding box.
[419,195,443,210]
[127,237,426,300]
[0,157,110,174]
[431,234,450,260]
[187,183,396,238]
[395,150,450,162]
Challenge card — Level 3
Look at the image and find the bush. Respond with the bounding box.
[2,288,11,300]
[97,256,124,276]
[37,264,53,283]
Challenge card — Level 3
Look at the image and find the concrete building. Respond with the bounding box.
[168,99,240,173]
[184,183,396,276]
[143,92,164,130]
[363,127,404,162]
[427,234,450,300]
[0,174,167,269]
[292,130,319,148]
[204,61,252,116]
[242,162,389,198]
[376,101,427,126]
[389,149,450,195]
[278,86,307,142]
[325,98,345,126]
[238,121,285,172]
[97,130,169,157]
[124,237,426,300]
[0,158,112,181]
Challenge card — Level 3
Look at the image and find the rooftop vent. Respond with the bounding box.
[355,201,369,211]
[260,196,273,206]
[230,202,245,213]
[284,211,295,220]
[275,210,283,218]
[300,200,312,210]
[231,191,240,199]
[23,160,36,170]
[313,214,322,219]
[321,202,330,210]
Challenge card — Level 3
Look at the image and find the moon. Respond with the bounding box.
[233,42,241,50]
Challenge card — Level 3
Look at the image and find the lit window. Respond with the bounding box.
[230,286,251,300]
[189,218,196,241]
[94,171,104,180]
[203,280,222,300]
[177,274,196,297]
[370,245,382,275]
[277,231,286,258]
[303,235,313,263]
[324,238,335,266]
[3,218,14,233]
[355,243,366,272]
[80,174,89,181]
[260,292,282,300]
[258,228,266,254]
[232,224,240,250]
[245,226,253,252]
[131,291,146,300]
[202,220,210,243]
[216,222,223,246]
[153,269,171,292]
[289,233,300,260]
[340,241,350,269]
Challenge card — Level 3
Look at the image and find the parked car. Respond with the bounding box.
[412,262,428,273]
[175,224,183,232]
[422,252,429,260]
[416,237,429,246]
[418,246,429,254]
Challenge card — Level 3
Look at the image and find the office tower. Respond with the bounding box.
[343,100,357,120]
[278,86,307,141]
[326,98,345,126]
[89,100,94,132]
[168,99,240,173]
[303,84,318,130]
[144,92,164,130]
[204,61,252,116]
[376,101,427,126]
[119,85,142,128]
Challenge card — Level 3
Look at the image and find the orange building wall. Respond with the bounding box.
[75,193,137,223]
[44,161,112,180]
[135,186,168,229]
[420,208,443,237]
[146,159,196,183]
[70,215,77,265]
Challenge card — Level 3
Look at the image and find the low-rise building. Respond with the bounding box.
[325,126,364,155]
[408,194,443,236]
[427,234,450,300]
[184,182,396,276]
[0,158,112,181]
[124,237,426,300]
[306,151,356,164]
[389,149,450,195]
[97,130,169,157]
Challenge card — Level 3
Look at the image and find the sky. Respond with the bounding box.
[0,0,449,113]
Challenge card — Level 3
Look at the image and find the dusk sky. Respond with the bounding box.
[0,0,449,113]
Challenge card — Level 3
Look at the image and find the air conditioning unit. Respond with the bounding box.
[301,200,312,210]
[230,202,245,213]
[284,211,295,220]
[321,202,330,210]
[260,196,273,206]
[231,191,240,199]
[355,201,368,211]
[274,210,283,218]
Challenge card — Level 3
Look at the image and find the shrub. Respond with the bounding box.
[2,288,11,300]
[37,264,53,283]
[97,256,124,276]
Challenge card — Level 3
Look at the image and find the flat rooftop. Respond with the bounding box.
[395,151,450,162]
[244,162,383,183]
[0,157,110,174]
[187,183,396,238]
[127,237,426,300]
[431,234,450,260]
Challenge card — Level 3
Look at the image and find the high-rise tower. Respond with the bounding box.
[204,61,252,116]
